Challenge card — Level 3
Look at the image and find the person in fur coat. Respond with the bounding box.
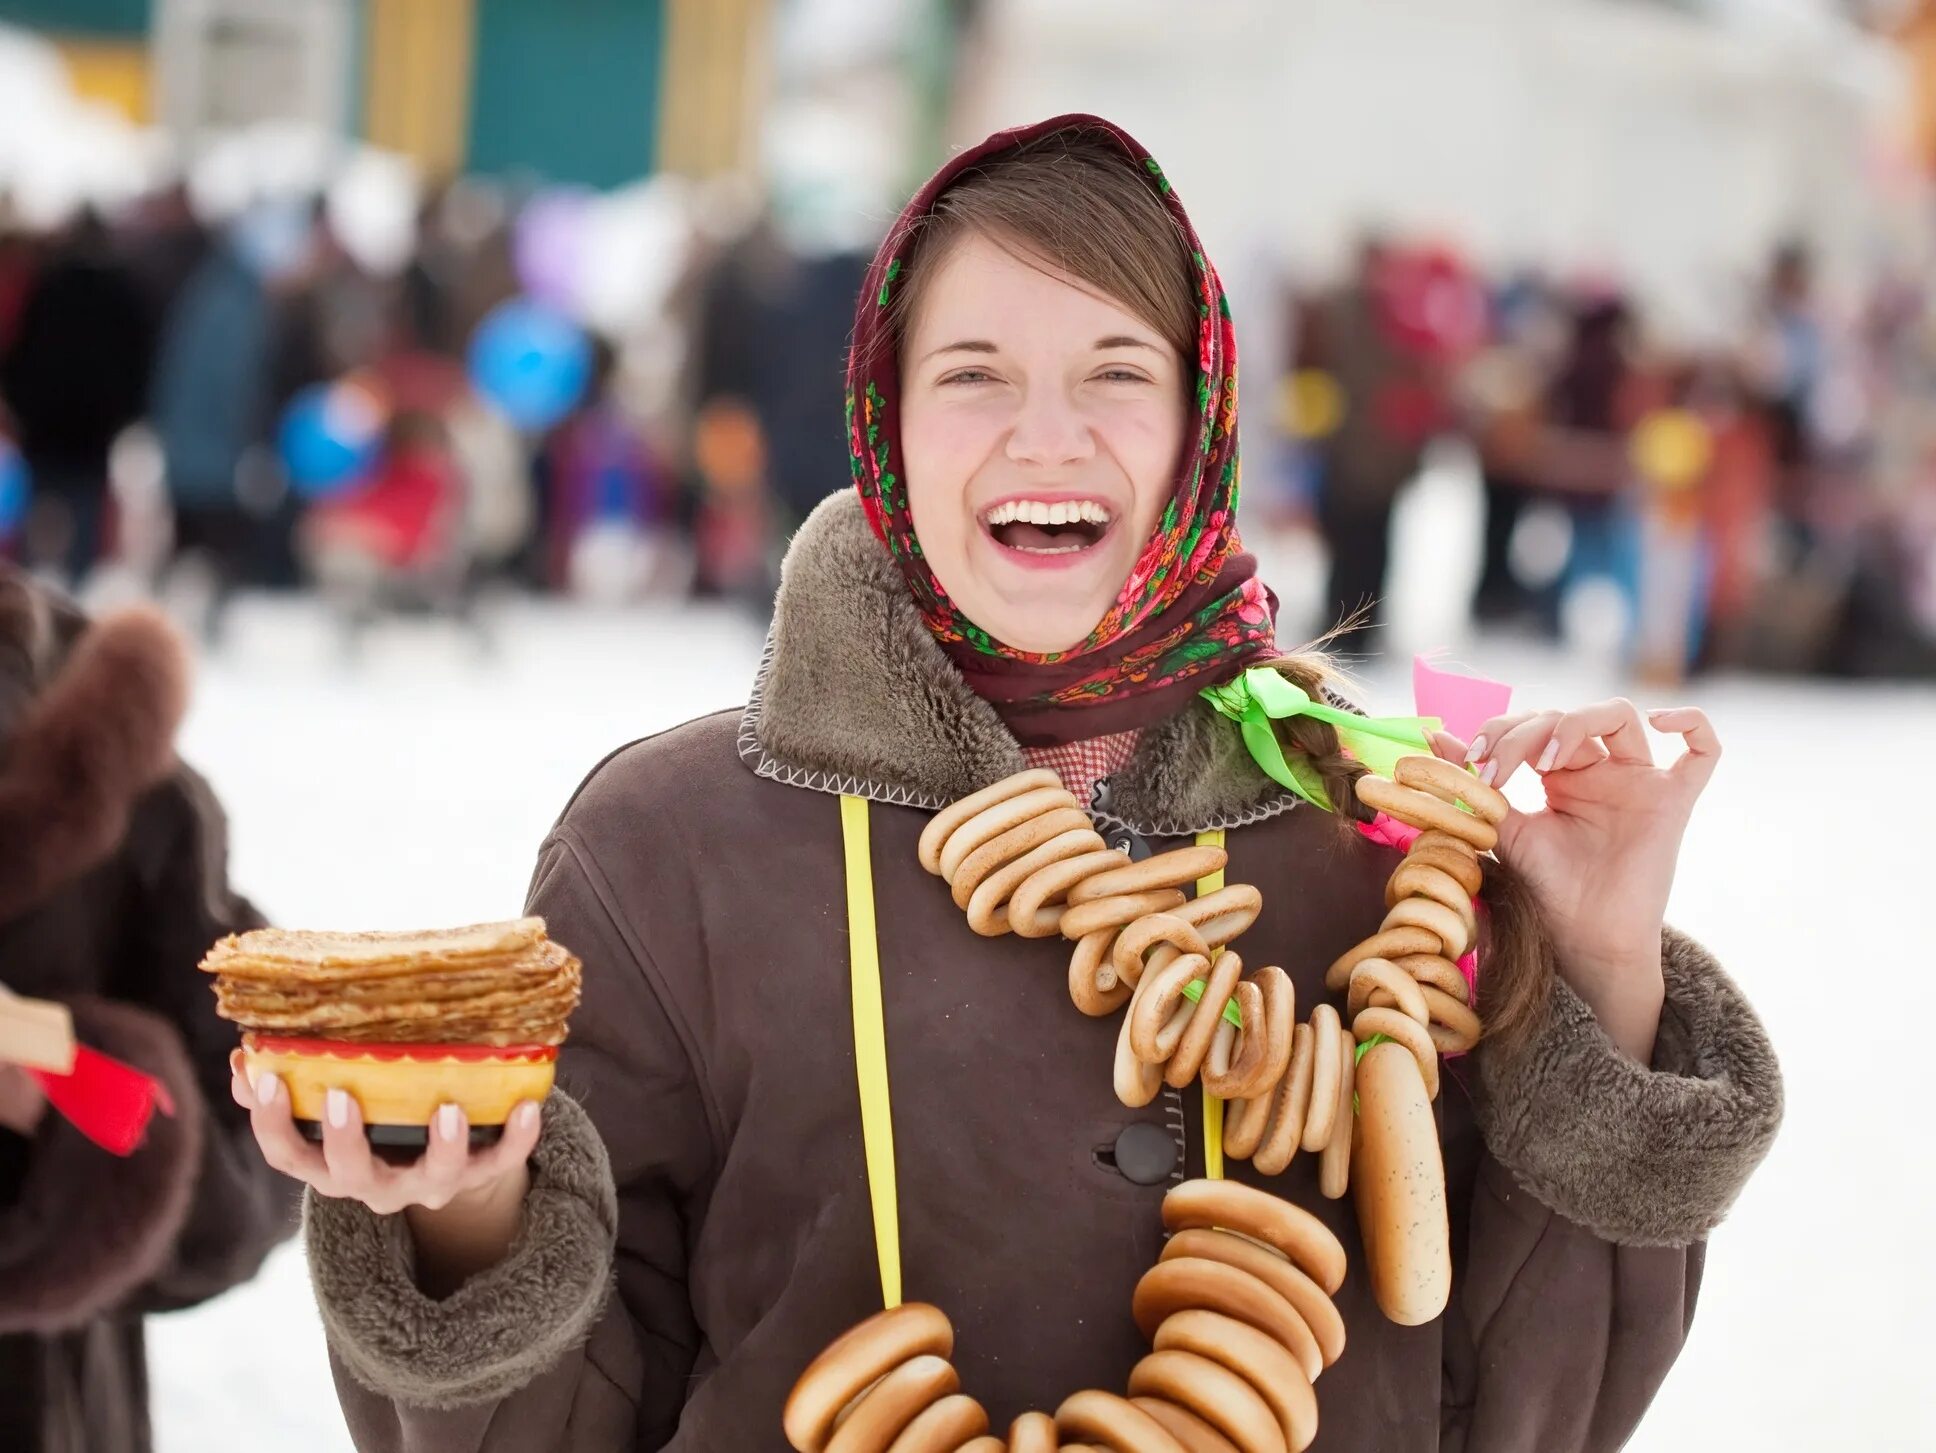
[0,565,298,1453]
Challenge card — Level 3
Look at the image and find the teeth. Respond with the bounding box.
[983,499,1114,528]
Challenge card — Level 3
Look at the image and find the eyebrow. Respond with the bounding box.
[916,335,1163,365]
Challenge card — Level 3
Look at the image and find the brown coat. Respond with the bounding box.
[305,493,1783,1452]
[0,568,300,1453]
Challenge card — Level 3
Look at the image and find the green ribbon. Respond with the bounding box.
[1179,976,1246,1030]
[1200,667,1442,809]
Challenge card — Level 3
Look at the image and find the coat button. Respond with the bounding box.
[1111,1122,1178,1185]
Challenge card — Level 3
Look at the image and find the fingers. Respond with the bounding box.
[1470,710,1559,788]
[320,1088,398,1209]
[1427,730,1468,765]
[469,1101,544,1190]
[247,1071,328,1184]
[230,1049,254,1110]
[1648,706,1722,792]
[417,1104,475,1208]
[1541,698,1653,768]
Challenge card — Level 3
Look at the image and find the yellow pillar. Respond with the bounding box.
[365,0,476,180]
[658,0,769,178]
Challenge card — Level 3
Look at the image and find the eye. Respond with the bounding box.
[1094,367,1153,384]
[938,368,996,386]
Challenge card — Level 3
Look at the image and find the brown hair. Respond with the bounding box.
[880,126,1198,368]
[1265,646,1555,1056]
[884,124,1555,1053]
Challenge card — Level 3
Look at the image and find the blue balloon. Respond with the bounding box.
[0,443,28,533]
[278,381,385,499]
[468,298,592,432]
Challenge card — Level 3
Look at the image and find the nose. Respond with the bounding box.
[1004,386,1094,469]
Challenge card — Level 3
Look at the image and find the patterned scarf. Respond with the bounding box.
[845,113,1278,748]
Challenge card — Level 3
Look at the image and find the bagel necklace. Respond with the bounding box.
[784,670,1506,1452]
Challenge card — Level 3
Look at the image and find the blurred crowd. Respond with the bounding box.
[1273,236,1936,681]
[2,174,1934,682]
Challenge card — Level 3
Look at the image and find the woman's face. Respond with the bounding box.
[900,231,1188,653]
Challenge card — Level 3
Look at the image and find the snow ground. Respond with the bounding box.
[142,577,1934,1451]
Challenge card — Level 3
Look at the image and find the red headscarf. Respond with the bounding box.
[845,114,1277,747]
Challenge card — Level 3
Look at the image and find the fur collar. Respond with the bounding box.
[738,491,1302,835]
[0,569,189,920]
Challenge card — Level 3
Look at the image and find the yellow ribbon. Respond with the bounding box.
[840,795,901,1309]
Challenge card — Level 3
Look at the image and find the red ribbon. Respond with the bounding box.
[27,1044,175,1156]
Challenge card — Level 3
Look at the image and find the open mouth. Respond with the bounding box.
[980,498,1115,557]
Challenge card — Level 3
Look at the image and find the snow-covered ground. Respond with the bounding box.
[142,560,1932,1449]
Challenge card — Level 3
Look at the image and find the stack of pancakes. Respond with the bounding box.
[204,917,580,1048]
[202,918,581,1139]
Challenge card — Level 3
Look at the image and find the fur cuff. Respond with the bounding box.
[1472,926,1783,1247]
[305,1088,618,1409]
[0,997,205,1333]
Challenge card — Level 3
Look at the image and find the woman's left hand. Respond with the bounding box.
[1430,699,1722,1060]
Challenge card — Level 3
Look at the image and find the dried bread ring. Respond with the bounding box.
[992,846,1124,939]
[1167,950,1244,1089]
[1171,884,1264,948]
[1154,1310,1319,1453]
[938,786,1081,883]
[1381,897,1470,960]
[1350,1006,1439,1100]
[963,831,1110,936]
[1221,1085,1271,1162]
[1127,1349,1286,1453]
[1053,1389,1183,1453]
[1131,1258,1318,1363]
[1204,967,1290,1101]
[949,1439,1004,1453]
[1354,775,1499,852]
[1393,752,1510,824]
[1383,859,1478,931]
[1325,927,1441,992]
[1111,913,1211,991]
[1131,1397,1243,1453]
[877,1394,986,1453]
[1129,953,1211,1064]
[784,1303,953,1453]
[917,770,1062,875]
[1162,1179,1348,1294]
[1392,953,1471,1005]
[1159,1230,1333,1380]
[1069,931,1130,1018]
[1352,1040,1451,1326]
[1114,1008,1164,1109]
[1347,959,1428,1025]
[1420,983,1483,1054]
[950,809,1096,912]
[1300,1004,1342,1153]
[1251,1020,1314,1176]
[1003,1411,1058,1453]
[1202,978,1273,1100]
[825,1355,958,1453]
[1066,844,1228,905]
[1058,888,1188,942]
[1319,1021,1355,1202]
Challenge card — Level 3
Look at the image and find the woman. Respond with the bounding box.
[0,567,296,1453]
[242,117,1782,1451]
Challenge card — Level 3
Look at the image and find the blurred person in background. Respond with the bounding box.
[688,395,775,612]
[0,568,295,1453]
[1745,240,1827,556]
[0,211,153,585]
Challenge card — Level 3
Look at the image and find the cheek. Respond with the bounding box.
[1104,400,1189,536]
[903,399,995,543]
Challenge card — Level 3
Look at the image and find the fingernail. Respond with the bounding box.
[437,1104,462,1141]
[1537,740,1559,772]
[1479,760,1498,785]
[325,1088,350,1128]
[1464,736,1486,764]
[515,1102,541,1133]
[253,1071,280,1106]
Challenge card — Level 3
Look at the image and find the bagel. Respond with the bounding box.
[1066,844,1228,905]
[1251,1020,1314,1176]
[1325,927,1442,992]
[1353,775,1499,852]
[1114,1008,1164,1109]
[1004,1411,1058,1453]
[1392,953,1470,1006]
[1220,1086,1271,1162]
[1132,1258,1319,1359]
[1131,1397,1243,1453]
[1161,1180,1347,1295]
[784,1303,953,1452]
[938,786,1081,883]
[997,846,1124,939]
[1383,859,1478,930]
[1352,1041,1451,1326]
[1128,1349,1285,1453]
[1420,983,1483,1054]
[825,1355,958,1453]
[1129,953,1211,1064]
[1069,930,1131,1018]
[1393,752,1510,824]
[1346,959,1428,1025]
[1159,1230,1335,1379]
[1112,913,1212,991]
[1299,1005,1342,1153]
[1349,1006,1440,1101]
[1053,1389,1184,1453]
[1319,1020,1355,1202]
[1058,888,1189,942]
[1166,950,1244,1089]
[1381,896,1470,961]
[878,1394,986,1453]
[917,770,1061,875]
[949,809,1096,913]
[1201,978,1274,1101]
[1171,884,1264,948]
[964,830,1110,936]
[1154,1310,1319,1452]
